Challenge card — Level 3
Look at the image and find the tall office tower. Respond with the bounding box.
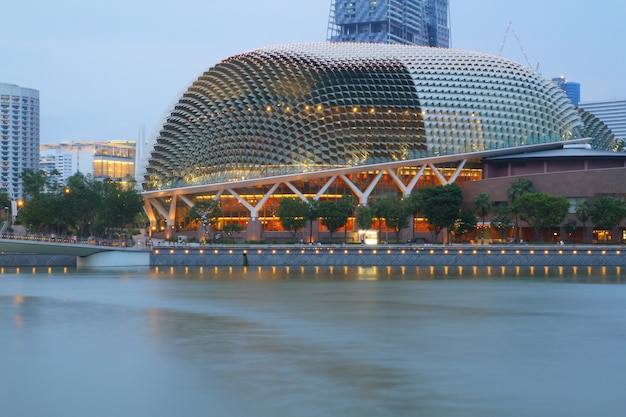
[552,76,581,107]
[424,0,449,47]
[580,99,626,140]
[0,83,40,200]
[327,0,449,47]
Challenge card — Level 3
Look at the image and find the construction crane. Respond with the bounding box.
[499,22,540,72]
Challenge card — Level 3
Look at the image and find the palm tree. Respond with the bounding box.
[508,178,534,242]
[575,200,590,244]
[473,192,493,244]
[305,198,319,243]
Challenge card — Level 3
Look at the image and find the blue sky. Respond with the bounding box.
[2,0,624,144]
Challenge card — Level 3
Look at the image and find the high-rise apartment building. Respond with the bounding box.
[0,83,40,200]
[579,100,626,140]
[327,0,449,47]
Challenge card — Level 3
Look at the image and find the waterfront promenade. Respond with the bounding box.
[1,239,625,268]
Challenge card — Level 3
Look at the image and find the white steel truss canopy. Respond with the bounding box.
[142,140,588,228]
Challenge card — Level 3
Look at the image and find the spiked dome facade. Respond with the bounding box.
[142,42,582,191]
[140,42,587,241]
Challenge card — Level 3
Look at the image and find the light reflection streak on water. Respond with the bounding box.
[1,265,625,281]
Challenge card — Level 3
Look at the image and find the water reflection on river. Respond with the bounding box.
[2,265,626,417]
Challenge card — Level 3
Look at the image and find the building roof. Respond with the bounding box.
[484,146,626,162]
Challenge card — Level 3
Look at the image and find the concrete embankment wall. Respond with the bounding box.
[150,245,626,267]
[2,245,625,268]
[0,253,76,267]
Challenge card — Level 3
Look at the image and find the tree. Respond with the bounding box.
[305,198,319,243]
[473,192,493,244]
[512,192,569,242]
[62,172,103,237]
[370,195,386,236]
[277,197,307,241]
[406,191,421,240]
[0,191,10,226]
[451,208,476,243]
[20,169,49,199]
[337,195,355,243]
[374,194,412,243]
[416,184,463,243]
[575,200,590,243]
[508,178,534,242]
[563,219,578,244]
[222,222,244,243]
[189,199,222,243]
[588,197,626,243]
[103,189,143,236]
[17,192,63,234]
[490,205,513,241]
[355,205,374,231]
[102,184,145,242]
[318,200,349,242]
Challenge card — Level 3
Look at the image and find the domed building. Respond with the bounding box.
[139,42,620,242]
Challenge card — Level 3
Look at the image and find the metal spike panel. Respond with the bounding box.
[142,42,582,191]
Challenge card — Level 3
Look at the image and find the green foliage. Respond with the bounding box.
[574,200,590,243]
[575,200,590,224]
[188,199,222,242]
[451,208,477,242]
[588,197,626,242]
[18,192,63,232]
[512,192,569,242]
[369,193,412,242]
[277,197,307,240]
[416,184,464,242]
[508,178,534,203]
[102,181,144,236]
[473,191,493,243]
[16,175,143,238]
[0,191,10,211]
[508,178,534,241]
[355,205,374,231]
[563,219,578,243]
[305,198,319,243]
[20,169,49,199]
[490,205,513,240]
[473,192,493,224]
[376,194,413,243]
[222,222,244,242]
[318,200,349,241]
[63,173,104,236]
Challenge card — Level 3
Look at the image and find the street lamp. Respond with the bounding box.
[11,199,23,223]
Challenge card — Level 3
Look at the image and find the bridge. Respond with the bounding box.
[0,238,151,267]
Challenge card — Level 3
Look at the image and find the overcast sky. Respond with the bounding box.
[3,0,624,144]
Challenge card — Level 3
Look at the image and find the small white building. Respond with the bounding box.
[40,141,136,187]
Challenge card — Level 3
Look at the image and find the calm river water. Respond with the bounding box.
[2,265,626,417]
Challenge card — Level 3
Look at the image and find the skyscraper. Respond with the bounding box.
[327,0,449,47]
[0,83,40,200]
[552,76,581,107]
[580,99,626,140]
